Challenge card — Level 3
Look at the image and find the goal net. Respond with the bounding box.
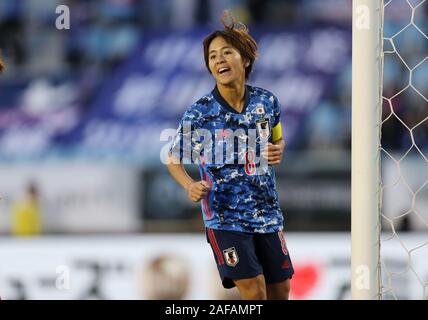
[380,0,428,300]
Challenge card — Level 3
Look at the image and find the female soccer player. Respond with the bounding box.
[166,15,294,300]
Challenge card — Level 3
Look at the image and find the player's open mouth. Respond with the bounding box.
[218,67,231,75]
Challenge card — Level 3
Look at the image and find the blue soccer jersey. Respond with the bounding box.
[170,85,285,233]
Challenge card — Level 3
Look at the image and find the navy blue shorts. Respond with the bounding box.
[206,227,294,289]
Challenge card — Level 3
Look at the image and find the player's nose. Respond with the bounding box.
[215,54,226,64]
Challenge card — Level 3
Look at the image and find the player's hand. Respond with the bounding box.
[186,180,209,202]
[262,142,284,165]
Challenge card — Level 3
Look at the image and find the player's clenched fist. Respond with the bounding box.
[186,180,209,202]
[262,142,284,165]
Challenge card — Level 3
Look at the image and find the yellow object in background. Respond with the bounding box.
[12,182,42,236]
[12,199,41,236]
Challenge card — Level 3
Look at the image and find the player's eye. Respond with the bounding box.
[224,50,232,55]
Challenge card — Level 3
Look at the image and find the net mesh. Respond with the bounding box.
[380,0,428,299]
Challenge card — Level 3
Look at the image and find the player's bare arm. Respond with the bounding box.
[166,154,209,202]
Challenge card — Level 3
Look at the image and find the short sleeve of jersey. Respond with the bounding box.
[169,106,202,164]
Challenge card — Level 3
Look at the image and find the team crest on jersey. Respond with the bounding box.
[255,105,265,115]
[256,118,271,140]
[223,247,239,267]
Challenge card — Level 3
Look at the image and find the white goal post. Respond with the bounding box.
[351,0,383,300]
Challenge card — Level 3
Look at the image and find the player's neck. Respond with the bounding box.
[217,82,246,113]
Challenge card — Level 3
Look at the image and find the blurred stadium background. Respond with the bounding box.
[0,0,426,300]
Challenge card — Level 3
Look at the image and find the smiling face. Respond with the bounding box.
[208,36,249,87]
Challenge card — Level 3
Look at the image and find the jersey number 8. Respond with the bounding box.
[245,150,256,175]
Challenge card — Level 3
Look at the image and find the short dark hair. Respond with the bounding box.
[203,12,258,80]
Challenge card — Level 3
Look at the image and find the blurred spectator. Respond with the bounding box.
[248,0,298,26]
[11,181,42,236]
[298,0,351,26]
[0,0,26,67]
[0,52,5,73]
